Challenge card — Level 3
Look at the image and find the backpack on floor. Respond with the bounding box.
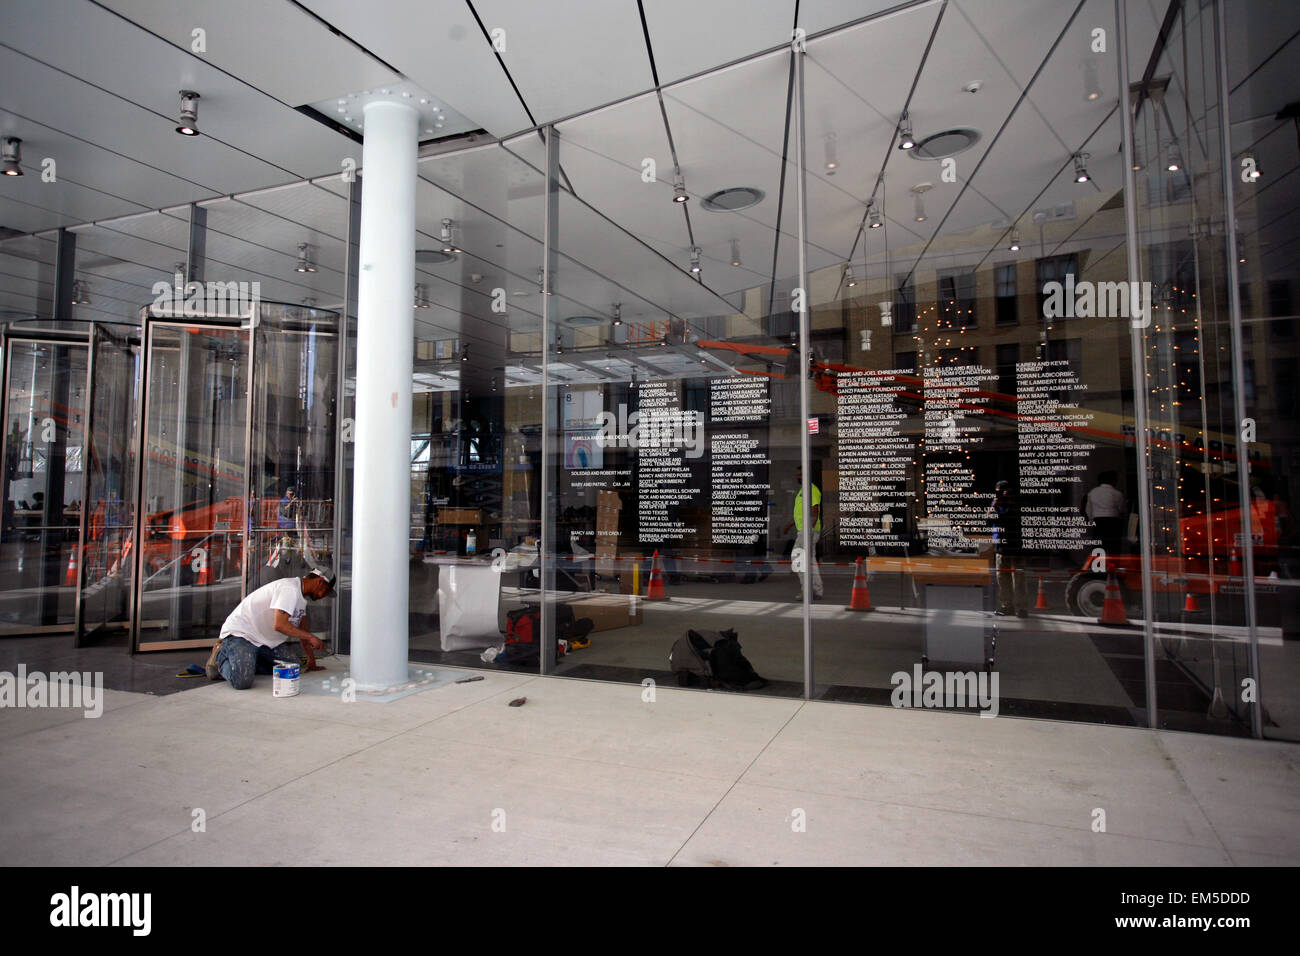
[669,630,715,688]
[709,630,767,691]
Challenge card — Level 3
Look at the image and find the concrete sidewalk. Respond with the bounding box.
[1,660,1296,866]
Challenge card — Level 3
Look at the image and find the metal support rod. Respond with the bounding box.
[540,124,560,676]
[1116,0,1159,728]
[1214,0,1262,738]
[794,41,813,700]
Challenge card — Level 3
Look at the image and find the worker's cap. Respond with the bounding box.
[309,567,336,592]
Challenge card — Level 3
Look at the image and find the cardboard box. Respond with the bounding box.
[567,593,642,631]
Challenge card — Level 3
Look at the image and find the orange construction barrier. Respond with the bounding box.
[1034,575,1049,610]
[1098,573,1130,626]
[64,549,77,587]
[645,550,668,600]
[846,557,873,611]
[1228,547,1242,577]
[1183,590,1200,612]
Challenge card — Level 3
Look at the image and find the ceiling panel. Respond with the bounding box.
[0,0,360,186]
[642,0,794,87]
[473,0,654,122]
[298,0,532,136]
[96,0,401,106]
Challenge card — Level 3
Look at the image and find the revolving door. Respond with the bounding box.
[129,303,339,652]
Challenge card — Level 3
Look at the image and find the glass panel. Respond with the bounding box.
[1222,0,1300,740]
[545,48,804,695]
[806,0,1151,720]
[245,304,339,642]
[0,336,88,632]
[135,323,249,649]
[77,323,140,643]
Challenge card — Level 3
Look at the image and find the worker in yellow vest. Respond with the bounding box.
[782,465,824,599]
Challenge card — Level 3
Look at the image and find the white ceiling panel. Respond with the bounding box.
[298,0,531,137]
[96,0,401,106]
[473,0,654,122]
[0,0,359,186]
[951,0,1084,90]
[643,0,793,87]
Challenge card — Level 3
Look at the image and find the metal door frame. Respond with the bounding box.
[73,321,141,646]
[130,311,256,652]
[0,326,91,637]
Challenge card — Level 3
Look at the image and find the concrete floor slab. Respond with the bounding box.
[407,676,802,781]
[117,734,733,866]
[669,782,1234,867]
[740,702,1225,848]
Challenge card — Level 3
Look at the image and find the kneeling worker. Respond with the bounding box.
[205,568,335,688]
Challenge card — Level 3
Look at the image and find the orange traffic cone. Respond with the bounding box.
[1034,575,1049,610]
[1228,547,1242,577]
[1098,573,1130,626]
[1183,590,1200,612]
[645,550,668,600]
[64,549,77,586]
[846,557,874,611]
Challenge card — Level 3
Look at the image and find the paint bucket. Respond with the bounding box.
[272,661,300,698]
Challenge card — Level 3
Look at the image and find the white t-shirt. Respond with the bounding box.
[1086,483,1125,519]
[219,577,307,648]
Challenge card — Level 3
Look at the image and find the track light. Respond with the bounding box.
[730,239,741,267]
[824,133,838,174]
[1083,60,1102,102]
[439,218,461,254]
[1,137,23,176]
[176,90,201,136]
[689,246,701,275]
[1073,152,1090,183]
[461,345,469,363]
[1166,146,1182,172]
[868,201,882,229]
[295,243,316,273]
[301,296,317,309]
[1009,229,1021,252]
[845,264,856,288]
[70,280,89,306]
[911,183,930,222]
[898,111,916,150]
[554,333,564,355]
[612,302,622,326]
[414,283,430,308]
[672,171,688,204]
[1131,146,1143,172]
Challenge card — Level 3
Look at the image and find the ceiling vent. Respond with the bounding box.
[909,128,981,159]
[700,187,765,212]
[416,249,457,264]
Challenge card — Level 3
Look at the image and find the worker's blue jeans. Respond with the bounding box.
[216,636,299,690]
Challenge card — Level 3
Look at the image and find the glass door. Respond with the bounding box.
[246,305,338,633]
[0,334,88,634]
[133,322,250,650]
[75,323,140,645]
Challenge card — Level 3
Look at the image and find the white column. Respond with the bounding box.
[351,99,418,690]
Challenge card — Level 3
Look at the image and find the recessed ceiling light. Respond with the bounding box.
[700,187,765,212]
[908,128,981,159]
[176,90,201,136]
[1,137,23,176]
